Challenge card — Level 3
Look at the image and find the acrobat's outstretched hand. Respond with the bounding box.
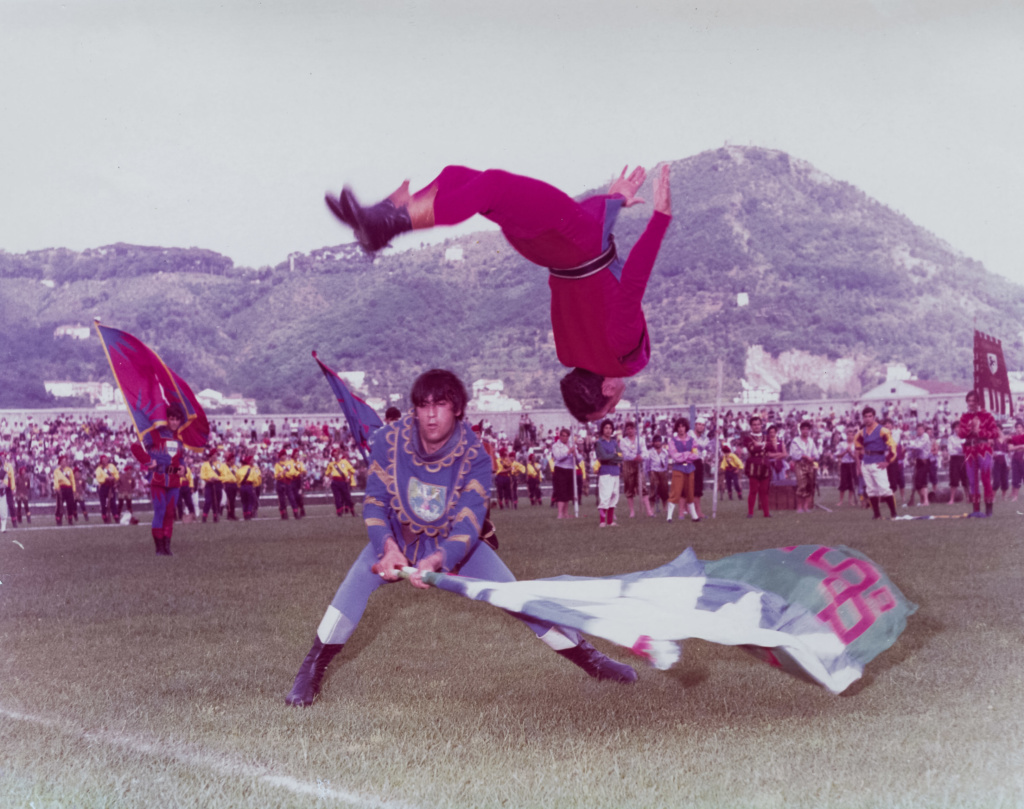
[608,165,647,207]
[653,164,671,216]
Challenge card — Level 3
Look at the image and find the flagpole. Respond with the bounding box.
[572,438,580,519]
[712,359,723,520]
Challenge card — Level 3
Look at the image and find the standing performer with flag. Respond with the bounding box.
[326,163,672,422]
[285,369,637,707]
[94,320,209,555]
[132,404,189,555]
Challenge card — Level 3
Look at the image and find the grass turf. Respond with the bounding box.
[0,497,1021,808]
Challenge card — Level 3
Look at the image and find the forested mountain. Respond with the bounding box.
[2,145,1022,411]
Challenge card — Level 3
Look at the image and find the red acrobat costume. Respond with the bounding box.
[421,166,670,378]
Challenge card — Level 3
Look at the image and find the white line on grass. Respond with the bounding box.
[0,704,419,809]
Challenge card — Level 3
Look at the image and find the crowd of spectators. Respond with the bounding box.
[3,394,1022,516]
[0,414,368,511]
[479,397,1024,503]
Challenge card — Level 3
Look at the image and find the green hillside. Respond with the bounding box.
[2,145,1022,411]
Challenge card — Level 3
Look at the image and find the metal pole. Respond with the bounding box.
[572,437,580,519]
[712,359,723,519]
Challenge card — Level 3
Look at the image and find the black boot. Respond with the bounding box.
[339,187,412,253]
[884,496,897,518]
[324,191,356,227]
[285,637,344,706]
[555,640,638,684]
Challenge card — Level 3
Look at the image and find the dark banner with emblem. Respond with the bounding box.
[973,330,1012,415]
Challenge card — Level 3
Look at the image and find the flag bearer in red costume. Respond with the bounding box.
[327,163,672,422]
[958,389,1001,517]
[132,403,187,555]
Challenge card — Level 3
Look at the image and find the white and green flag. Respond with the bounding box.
[419,545,916,694]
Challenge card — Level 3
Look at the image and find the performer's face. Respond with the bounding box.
[416,397,458,452]
[966,394,979,412]
[587,378,626,422]
[167,415,183,432]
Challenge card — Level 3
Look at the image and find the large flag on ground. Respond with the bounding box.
[974,330,1012,415]
[94,321,209,450]
[416,545,916,694]
[313,351,383,461]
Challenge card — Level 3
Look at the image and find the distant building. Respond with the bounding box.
[735,378,781,405]
[470,379,523,412]
[53,324,91,340]
[860,378,968,401]
[195,388,258,415]
[44,380,119,406]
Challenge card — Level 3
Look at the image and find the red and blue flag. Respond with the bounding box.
[313,351,383,461]
[94,320,209,450]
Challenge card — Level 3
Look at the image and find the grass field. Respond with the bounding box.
[1,496,1022,808]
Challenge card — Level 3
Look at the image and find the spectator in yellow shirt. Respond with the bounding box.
[274,449,300,520]
[95,454,120,524]
[326,447,357,517]
[199,449,224,523]
[236,454,262,520]
[719,444,744,501]
[222,450,240,521]
[53,455,76,526]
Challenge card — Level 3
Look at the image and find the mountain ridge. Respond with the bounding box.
[2,145,1021,411]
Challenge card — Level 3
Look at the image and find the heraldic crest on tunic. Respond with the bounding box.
[377,415,484,538]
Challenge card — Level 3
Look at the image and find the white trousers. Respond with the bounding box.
[863,463,892,498]
[598,474,620,509]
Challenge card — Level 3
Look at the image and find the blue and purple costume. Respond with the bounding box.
[133,427,184,550]
[314,413,577,646]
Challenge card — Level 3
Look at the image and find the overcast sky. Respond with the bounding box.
[2,0,1022,286]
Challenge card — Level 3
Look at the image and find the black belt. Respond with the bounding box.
[548,236,617,280]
